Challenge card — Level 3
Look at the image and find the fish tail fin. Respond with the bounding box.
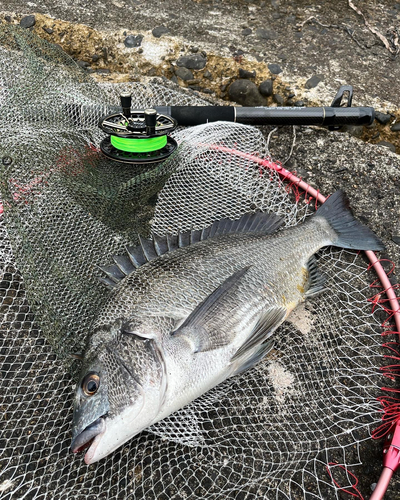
[314,190,385,251]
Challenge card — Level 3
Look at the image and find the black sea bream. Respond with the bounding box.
[71,191,384,464]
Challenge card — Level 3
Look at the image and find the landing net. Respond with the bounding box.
[0,24,395,499]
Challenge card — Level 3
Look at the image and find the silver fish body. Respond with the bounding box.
[71,191,384,464]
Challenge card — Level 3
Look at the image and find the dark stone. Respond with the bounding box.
[259,79,273,97]
[170,75,178,84]
[305,75,322,88]
[255,28,277,40]
[294,100,305,107]
[96,68,110,74]
[152,26,170,38]
[42,27,54,35]
[175,67,194,81]
[4,15,12,22]
[190,46,199,53]
[239,68,256,79]
[92,54,101,62]
[374,111,391,125]
[203,70,212,80]
[268,63,282,75]
[176,54,207,70]
[228,79,266,106]
[377,141,396,152]
[20,15,36,28]
[392,235,400,245]
[390,122,400,131]
[273,94,285,105]
[277,53,287,61]
[77,60,90,69]
[242,28,252,36]
[124,35,143,48]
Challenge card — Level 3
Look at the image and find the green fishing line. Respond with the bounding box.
[111,135,167,153]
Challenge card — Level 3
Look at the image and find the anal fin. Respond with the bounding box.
[305,255,326,298]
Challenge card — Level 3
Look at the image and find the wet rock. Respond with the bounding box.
[268,63,282,75]
[20,15,36,28]
[239,68,256,79]
[124,35,143,48]
[255,28,277,40]
[176,54,207,70]
[305,75,322,88]
[375,111,391,125]
[228,79,266,106]
[259,79,273,97]
[377,141,396,152]
[273,94,285,105]
[175,67,194,81]
[390,122,400,131]
[152,26,170,38]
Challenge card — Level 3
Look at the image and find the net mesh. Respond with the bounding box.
[0,24,394,499]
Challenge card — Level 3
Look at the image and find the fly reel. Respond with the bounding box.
[99,93,178,164]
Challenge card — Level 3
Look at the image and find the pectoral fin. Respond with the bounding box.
[171,267,251,352]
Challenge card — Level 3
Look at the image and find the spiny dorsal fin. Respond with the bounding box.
[98,211,283,288]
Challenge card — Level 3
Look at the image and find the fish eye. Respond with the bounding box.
[82,372,100,396]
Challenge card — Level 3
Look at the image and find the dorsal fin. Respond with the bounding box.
[99,211,283,288]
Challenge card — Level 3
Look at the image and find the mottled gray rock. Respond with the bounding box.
[268,63,282,74]
[259,79,273,97]
[176,54,207,70]
[175,66,194,81]
[305,75,322,88]
[124,35,143,48]
[20,15,35,28]
[375,111,392,125]
[228,79,266,106]
[152,26,170,38]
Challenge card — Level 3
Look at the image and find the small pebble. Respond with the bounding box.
[239,68,256,79]
[96,68,110,74]
[377,141,396,152]
[42,27,54,35]
[176,54,207,70]
[294,100,305,107]
[20,15,36,28]
[4,15,12,22]
[390,122,400,132]
[92,54,100,62]
[375,111,391,125]
[190,46,199,53]
[268,63,282,75]
[273,94,285,105]
[152,26,170,38]
[175,67,194,81]
[392,235,400,245]
[124,35,143,48]
[203,70,212,80]
[305,75,322,88]
[242,28,252,36]
[259,79,273,97]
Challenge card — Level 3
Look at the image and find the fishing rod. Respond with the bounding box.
[98,85,374,164]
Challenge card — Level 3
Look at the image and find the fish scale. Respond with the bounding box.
[71,191,385,464]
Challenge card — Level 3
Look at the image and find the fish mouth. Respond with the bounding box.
[71,417,106,464]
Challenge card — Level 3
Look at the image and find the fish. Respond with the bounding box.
[70,190,384,464]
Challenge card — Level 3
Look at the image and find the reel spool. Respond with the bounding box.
[99,93,178,164]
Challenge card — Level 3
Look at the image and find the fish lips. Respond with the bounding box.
[71,416,106,464]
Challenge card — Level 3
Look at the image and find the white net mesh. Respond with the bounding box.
[0,24,393,499]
